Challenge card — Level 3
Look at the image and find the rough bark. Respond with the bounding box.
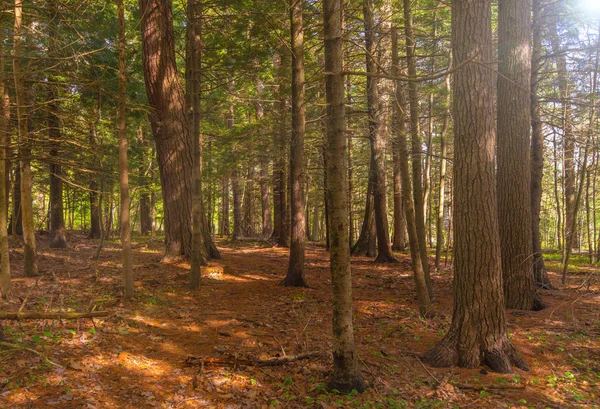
[497,0,538,310]
[282,0,308,287]
[140,0,218,261]
[14,0,38,277]
[391,28,431,316]
[530,0,553,289]
[424,0,528,373]
[323,0,365,393]
[403,0,432,295]
[118,0,133,298]
[363,0,396,263]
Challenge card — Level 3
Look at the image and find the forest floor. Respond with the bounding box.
[0,233,599,409]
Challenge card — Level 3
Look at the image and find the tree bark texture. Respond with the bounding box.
[424,0,528,373]
[323,0,365,393]
[140,0,205,260]
[497,0,538,310]
[283,0,308,287]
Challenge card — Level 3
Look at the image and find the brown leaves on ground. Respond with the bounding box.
[0,233,598,408]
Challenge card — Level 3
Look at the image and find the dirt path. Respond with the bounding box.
[0,235,598,408]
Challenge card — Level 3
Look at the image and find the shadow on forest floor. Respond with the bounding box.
[0,232,598,408]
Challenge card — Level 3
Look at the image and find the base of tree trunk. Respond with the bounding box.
[49,232,67,249]
[423,334,529,373]
[374,253,398,263]
[327,376,367,394]
[279,274,309,288]
[391,244,406,251]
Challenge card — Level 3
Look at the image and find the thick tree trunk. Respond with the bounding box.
[323,0,365,392]
[140,0,218,261]
[282,0,307,287]
[497,0,539,310]
[391,28,431,316]
[14,0,38,277]
[260,163,272,237]
[424,0,528,372]
[531,0,553,289]
[351,173,376,257]
[363,0,396,263]
[118,0,133,298]
[403,0,432,295]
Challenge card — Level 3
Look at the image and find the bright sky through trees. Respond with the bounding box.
[579,0,600,13]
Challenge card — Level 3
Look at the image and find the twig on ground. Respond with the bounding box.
[0,341,64,368]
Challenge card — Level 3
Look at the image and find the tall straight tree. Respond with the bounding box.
[118,0,133,298]
[363,0,396,263]
[424,0,528,372]
[188,0,203,290]
[392,27,431,316]
[139,0,218,261]
[47,0,67,249]
[403,0,431,295]
[282,0,308,287]
[140,0,192,260]
[0,38,11,298]
[323,0,365,393]
[497,0,539,310]
[13,0,38,277]
[530,0,553,288]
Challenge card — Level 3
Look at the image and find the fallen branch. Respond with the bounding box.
[457,383,526,391]
[0,341,64,368]
[0,311,109,320]
[185,351,323,368]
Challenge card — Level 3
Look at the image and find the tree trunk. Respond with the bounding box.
[497,0,539,310]
[548,4,575,258]
[351,173,376,257]
[363,0,396,263]
[323,0,365,392]
[221,176,230,236]
[403,0,432,295]
[424,0,528,373]
[118,0,133,298]
[242,166,255,237]
[140,0,213,260]
[434,74,450,270]
[232,167,243,240]
[47,0,66,249]
[391,28,431,316]
[187,0,204,290]
[0,41,11,298]
[14,0,38,277]
[271,53,288,247]
[88,95,102,240]
[530,0,553,288]
[282,0,307,287]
